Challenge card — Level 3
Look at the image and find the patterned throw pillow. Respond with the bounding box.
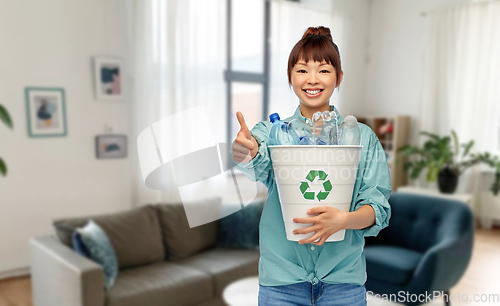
[217,200,264,249]
[72,231,91,258]
[76,220,118,289]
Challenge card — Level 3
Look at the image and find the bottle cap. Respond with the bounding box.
[344,115,358,124]
[269,113,280,123]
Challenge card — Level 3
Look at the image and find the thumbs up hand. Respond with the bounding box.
[232,112,259,163]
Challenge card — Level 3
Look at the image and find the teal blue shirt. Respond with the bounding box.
[232,105,391,286]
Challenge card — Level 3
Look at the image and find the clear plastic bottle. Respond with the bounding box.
[298,136,314,145]
[268,113,299,146]
[312,111,339,145]
[288,118,313,145]
[339,115,361,145]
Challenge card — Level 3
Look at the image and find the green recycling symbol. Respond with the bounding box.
[299,170,332,202]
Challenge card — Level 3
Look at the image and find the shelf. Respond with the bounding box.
[356,115,410,191]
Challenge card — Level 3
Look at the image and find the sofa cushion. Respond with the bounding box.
[217,200,263,249]
[365,245,423,286]
[155,199,220,261]
[76,220,119,289]
[106,261,213,306]
[53,205,164,269]
[175,248,260,295]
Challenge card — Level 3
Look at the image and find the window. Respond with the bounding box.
[225,0,270,145]
[230,83,263,139]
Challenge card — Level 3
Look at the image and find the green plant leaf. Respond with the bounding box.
[426,166,439,182]
[462,140,474,159]
[423,140,435,151]
[403,161,414,172]
[436,156,447,169]
[451,130,459,158]
[397,145,410,152]
[409,160,426,179]
[410,167,421,179]
[399,145,423,156]
[442,136,451,146]
[420,131,440,140]
[0,104,13,129]
[0,157,6,176]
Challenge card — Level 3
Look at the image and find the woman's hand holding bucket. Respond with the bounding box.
[232,112,259,163]
[292,206,349,246]
[292,205,376,245]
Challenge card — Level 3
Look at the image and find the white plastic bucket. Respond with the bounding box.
[268,145,362,242]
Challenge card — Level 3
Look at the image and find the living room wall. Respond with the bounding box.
[0,0,132,278]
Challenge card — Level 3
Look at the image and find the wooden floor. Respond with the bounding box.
[445,227,500,305]
[0,276,32,306]
[1,228,499,306]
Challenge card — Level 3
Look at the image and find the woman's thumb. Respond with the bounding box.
[236,112,249,133]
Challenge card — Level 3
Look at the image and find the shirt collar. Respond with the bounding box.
[291,105,344,126]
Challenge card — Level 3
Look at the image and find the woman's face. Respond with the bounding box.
[290,59,342,113]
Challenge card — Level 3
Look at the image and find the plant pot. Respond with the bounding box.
[492,172,500,195]
[438,168,459,194]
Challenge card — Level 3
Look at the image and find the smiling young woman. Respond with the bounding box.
[290,60,343,120]
[287,26,343,120]
[231,25,391,306]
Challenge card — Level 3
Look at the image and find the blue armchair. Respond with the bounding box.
[364,192,474,306]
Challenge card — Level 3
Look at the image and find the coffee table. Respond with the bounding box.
[222,276,259,306]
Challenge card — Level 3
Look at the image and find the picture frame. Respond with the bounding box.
[93,56,124,101]
[95,135,127,159]
[25,87,67,138]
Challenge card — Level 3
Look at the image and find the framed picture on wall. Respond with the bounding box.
[93,56,124,101]
[95,135,127,159]
[25,87,67,137]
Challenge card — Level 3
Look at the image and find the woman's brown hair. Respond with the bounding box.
[287,26,342,88]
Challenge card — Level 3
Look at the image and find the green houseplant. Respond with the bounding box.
[398,131,500,195]
[0,104,13,176]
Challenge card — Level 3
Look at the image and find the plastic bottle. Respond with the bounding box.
[312,111,339,145]
[324,111,339,145]
[339,115,361,145]
[268,113,299,146]
[298,136,314,145]
[288,119,313,145]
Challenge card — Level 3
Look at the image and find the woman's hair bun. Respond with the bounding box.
[302,26,333,41]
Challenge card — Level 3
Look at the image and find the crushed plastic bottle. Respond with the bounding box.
[312,111,339,145]
[268,113,299,146]
[338,115,361,145]
[298,136,314,145]
[288,119,313,140]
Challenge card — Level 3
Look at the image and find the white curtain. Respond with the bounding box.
[420,1,500,151]
[125,0,228,206]
[269,0,346,117]
[419,1,500,205]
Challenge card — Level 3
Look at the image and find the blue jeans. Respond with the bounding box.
[258,281,367,306]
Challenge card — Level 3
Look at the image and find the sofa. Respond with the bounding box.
[30,198,262,306]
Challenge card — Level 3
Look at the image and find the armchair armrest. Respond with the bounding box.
[411,230,474,292]
[30,236,105,306]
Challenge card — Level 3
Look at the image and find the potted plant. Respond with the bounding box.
[398,131,500,195]
[0,104,13,176]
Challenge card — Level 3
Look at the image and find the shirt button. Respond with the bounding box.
[311,246,315,250]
